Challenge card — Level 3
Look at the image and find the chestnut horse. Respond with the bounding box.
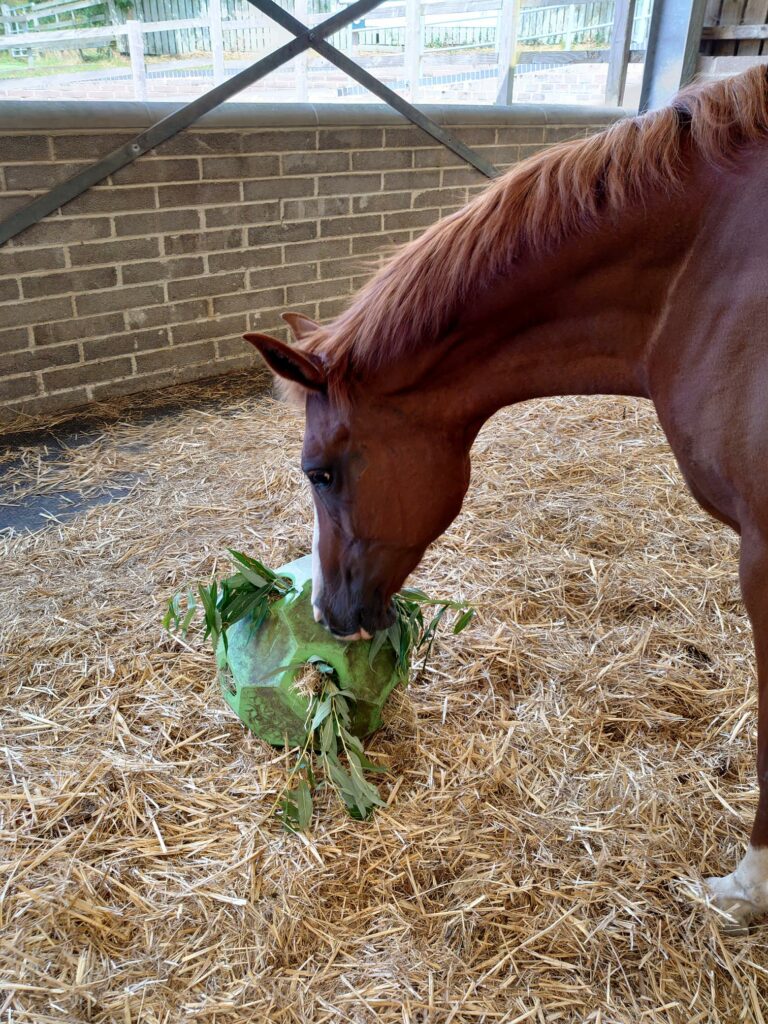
[245,66,768,924]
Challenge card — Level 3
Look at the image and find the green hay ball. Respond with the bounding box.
[218,556,402,747]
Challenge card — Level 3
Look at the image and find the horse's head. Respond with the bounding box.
[245,317,472,640]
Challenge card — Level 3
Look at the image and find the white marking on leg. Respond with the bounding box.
[311,507,323,622]
[707,844,768,925]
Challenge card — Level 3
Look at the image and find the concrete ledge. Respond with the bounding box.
[0,99,630,131]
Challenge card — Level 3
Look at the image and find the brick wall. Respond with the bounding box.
[0,101,622,427]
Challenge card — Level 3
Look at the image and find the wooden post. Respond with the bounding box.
[294,0,309,101]
[564,1,578,49]
[209,0,225,85]
[495,0,519,105]
[405,0,419,101]
[605,0,636,106]
[126,20,147,101]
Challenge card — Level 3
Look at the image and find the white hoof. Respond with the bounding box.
[706,845,768,926]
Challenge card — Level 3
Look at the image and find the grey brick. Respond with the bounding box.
[282,151,349,175]
[212,286,284,316]
[157,182,240,208]
[136,339,217,373]
[283,238,350,265]
[69,237,161,267]
[201,155,280,179]
[413,148,464,169]
[0,374,38,401]
[457,127,497,146]
[320,214,381,238]
[282,196,348,221]
[441,166,486,187]
[123,256,204,285]
[171,314,246,346]
[243,177,315,201]
[16,216,112,247]
[248,305,310,331]
[248,262,316,290]
[167,271,244,301]
[0,327,31,354]
[0,295,72,329]
[352,191,410,214]
[44,355,133,392]
[250,129,317,152]
[22,266,117,299]
[65,185,157,216]
[319,128,383,150]
[351,232,409,256]
[111,158,201,186]
[383,169,440,191]
[384,209,440,231]
[384,127,430,149]
[319,256,367,280]
[0,279,20,303]
[544,126,587,143]
[125,298,208,331]
[286,279,351,304]
[204,201,280,229]
[248,221,317,246]
[2,135,52,161]
[351,149,412,171]
[76,284,164,317]
[0,342,79,376]
[34,311,123,347]
[4,162,87,191]
[52,133,132,159]
[412,187,466,209]
[159,131,248,156]
[317,173,382,197]
[83,327,170,360]
[497,126,545,145]
[0,247,65,277]
[1,387,90,418]
[490,145,521,165]
[208,248,281,274]
[114,208,201,236]
[164,229,242,255]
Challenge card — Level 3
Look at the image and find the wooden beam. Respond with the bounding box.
[495,0,519,106]
[701,24,768,39]
[605,0,636,107]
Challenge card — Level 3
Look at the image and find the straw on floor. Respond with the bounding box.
[1,381,766,1023]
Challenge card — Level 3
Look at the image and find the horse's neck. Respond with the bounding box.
[425,164,717,427]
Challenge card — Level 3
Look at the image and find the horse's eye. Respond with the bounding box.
[307,469,333,490]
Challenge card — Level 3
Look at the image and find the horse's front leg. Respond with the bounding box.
[707,531,768,924]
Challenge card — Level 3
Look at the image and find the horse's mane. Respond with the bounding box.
[294,65,768,393]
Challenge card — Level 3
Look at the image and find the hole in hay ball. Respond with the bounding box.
[292,662,331,700]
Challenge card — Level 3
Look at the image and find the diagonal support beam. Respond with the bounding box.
[0,0,385,246]
[247,0,499,181]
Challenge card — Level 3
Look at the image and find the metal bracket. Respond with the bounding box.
[0,0,498,247]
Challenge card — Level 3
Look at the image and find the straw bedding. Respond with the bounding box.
[1,378,767,1023]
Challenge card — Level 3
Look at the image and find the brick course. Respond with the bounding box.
[0,105,619,426]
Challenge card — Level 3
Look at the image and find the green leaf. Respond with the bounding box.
[453,608,475,634]
[310,698,332,731]
[295,779,313,830]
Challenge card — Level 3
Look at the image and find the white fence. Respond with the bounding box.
[0,0,650,105]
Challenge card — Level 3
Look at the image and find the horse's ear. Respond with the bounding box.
[243,333,326,392]
[282,312,320,341]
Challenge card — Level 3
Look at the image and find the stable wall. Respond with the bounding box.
[0,100,623,427]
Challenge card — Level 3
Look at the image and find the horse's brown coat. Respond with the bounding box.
[246,66,768,916]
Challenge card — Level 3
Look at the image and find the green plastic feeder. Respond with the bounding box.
[218,555,402,747]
